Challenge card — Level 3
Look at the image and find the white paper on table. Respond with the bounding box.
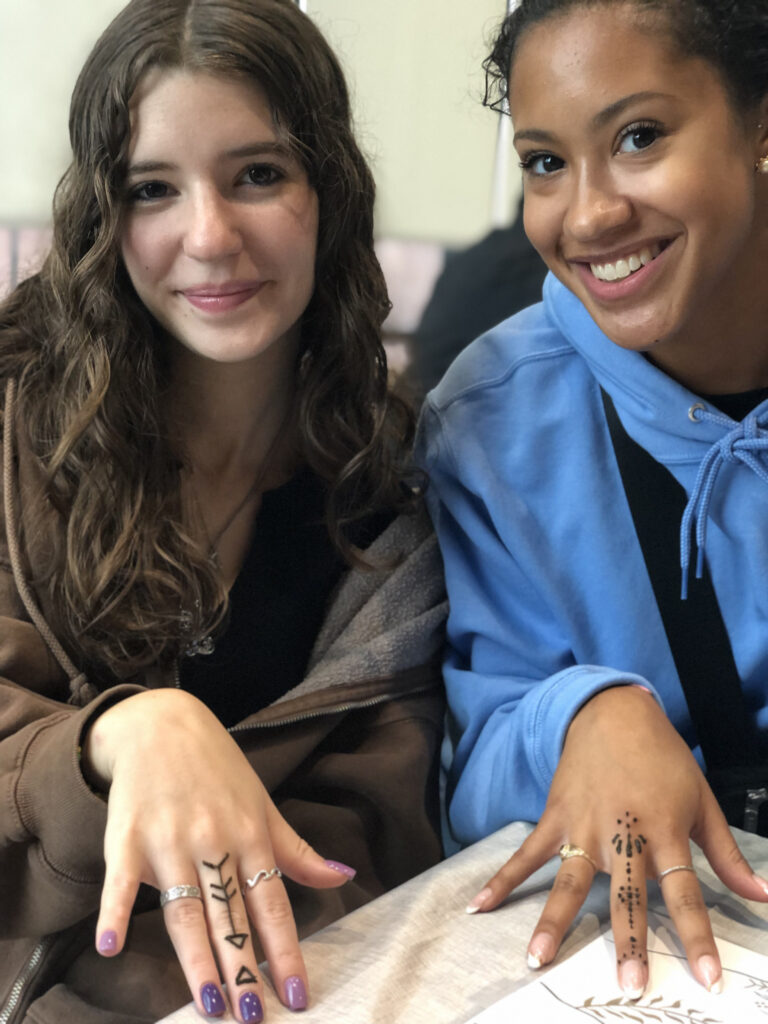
[464,912,768,1023]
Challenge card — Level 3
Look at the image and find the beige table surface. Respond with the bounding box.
[157,822,768,1024]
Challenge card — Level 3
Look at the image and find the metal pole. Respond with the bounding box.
[490,1,519,228]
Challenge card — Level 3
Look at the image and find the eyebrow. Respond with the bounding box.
[126,141,294,177]
[513,91,672,145]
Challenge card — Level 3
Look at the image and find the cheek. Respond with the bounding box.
[120,221,168,284]
[522,196,561,263]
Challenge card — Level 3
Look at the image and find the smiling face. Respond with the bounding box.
[120,69,319,369]
[508,3,766,382]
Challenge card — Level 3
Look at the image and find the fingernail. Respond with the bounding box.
[240,991,264,1022]
[753,873,768,898]
[619,960,646,1000]
[466,887,493,914]
[698,954,723,994]
[324,859,357,879]
[527,932,555,969]
[97,930,117,955]
[200,983,226,1017]
[284,975,307,1011]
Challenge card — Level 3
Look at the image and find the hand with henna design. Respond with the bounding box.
[466,686,768,999]
[82,688,355,1020]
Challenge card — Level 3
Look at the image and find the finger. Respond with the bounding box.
[693,787,768,903]
[466,816,564,914]
[264,796,356,888]
[198,852,266,1023]
[527,853,597,969]
[159,866,234,1020]
[609,811,649,1000]
[243,850,308,1012]
[95,823,142,956]
[655,853,722,994]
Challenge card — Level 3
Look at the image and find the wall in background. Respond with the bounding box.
[0,0,520,245]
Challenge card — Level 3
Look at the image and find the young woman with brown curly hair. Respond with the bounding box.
[0,2,446,1021]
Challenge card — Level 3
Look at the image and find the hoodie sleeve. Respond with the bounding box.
[415,399,660,847]
[0,431,142,936]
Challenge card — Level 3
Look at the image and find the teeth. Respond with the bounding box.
[590,243,661,282]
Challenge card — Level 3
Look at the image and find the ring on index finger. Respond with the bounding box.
[559,843,599,871]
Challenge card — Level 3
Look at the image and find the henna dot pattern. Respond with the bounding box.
[612,813,648,966]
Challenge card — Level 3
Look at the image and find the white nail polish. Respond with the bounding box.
[527,952,543,970]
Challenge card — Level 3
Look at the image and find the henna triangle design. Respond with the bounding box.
[226,933,249,950]
[236,965,258,985]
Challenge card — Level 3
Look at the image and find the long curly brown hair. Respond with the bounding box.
[0,0,415,681]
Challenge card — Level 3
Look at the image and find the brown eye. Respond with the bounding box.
[129,181,169,202]
[617,122,661,154]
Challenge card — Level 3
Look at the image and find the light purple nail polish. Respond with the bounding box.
[324,859,357,879]
[97,930,117,954]
[200,983,226,1017]
[284,975,307,1011]
[240,991,264,1022]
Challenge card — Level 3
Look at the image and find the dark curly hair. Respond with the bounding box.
[484,0,768,114]
[0,0,415,680]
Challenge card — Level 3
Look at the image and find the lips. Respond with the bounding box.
[180,281,263,313]
[590,241,663,282]
[570,238,674,302]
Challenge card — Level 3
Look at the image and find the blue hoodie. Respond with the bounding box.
[416,273,768,846]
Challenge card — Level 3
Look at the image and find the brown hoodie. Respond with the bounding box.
[0,381,447,1023]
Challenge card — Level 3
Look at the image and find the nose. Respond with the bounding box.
[563,166,633,243]
[182,188,242,262]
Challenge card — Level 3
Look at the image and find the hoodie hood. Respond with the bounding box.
[544,273,768,596]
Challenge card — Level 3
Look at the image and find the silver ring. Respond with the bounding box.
[244,867,282,890]
[160,884,203,908]
[558,843,598,872]
[657,864,696,885]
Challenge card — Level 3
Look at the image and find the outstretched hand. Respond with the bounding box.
[83,688,355,1021]
[465,686,768,997]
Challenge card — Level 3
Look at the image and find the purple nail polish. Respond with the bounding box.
[97,930,117,954]
[239,991,264,1022]
[324,859,357,879]
[200,983,226,1017]
[284,975,307,1011]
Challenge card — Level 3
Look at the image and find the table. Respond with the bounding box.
[158,822,768,1023]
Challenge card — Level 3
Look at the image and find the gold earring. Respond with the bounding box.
[757,155,768,174]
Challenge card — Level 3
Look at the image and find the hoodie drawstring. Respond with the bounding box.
[680,404,768,599]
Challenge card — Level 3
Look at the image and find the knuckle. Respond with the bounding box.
[670,888,706,915]
[165,899,206,929]
[552,870,589,898]
[259,895,295,926]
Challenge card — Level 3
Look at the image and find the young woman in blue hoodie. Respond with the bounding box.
[417,0,768,1002]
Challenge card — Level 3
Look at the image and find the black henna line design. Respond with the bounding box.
[612,812,648,968]
[236,965,258,986]
[202,854,250,950]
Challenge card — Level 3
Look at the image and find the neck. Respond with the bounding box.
[168,341,298,480]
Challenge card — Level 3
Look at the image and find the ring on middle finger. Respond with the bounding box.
[558,843,599,871]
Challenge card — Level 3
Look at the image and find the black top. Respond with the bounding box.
[178,468,394,728]
[702,386,768,422]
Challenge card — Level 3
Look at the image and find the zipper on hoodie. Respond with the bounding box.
[0,937,53,1024]
[173,660,434,733]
